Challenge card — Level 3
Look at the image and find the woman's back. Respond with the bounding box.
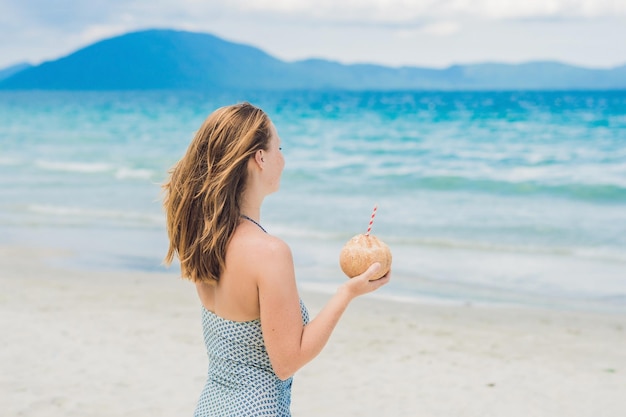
[195,220,272,322]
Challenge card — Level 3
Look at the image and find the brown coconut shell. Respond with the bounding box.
[339,234,392,280]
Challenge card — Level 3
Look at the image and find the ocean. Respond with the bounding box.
[1,90,625,312]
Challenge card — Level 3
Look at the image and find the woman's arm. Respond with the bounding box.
[256,236,390,380]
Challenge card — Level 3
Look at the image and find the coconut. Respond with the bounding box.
[339,234,392,280]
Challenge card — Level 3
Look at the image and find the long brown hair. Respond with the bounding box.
[162,102,271,283]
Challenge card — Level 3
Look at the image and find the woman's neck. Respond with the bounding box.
[240,192,263,222]
[241,162,266,221]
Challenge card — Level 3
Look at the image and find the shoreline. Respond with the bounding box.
[2,245,625,416]
[8,233,625,316]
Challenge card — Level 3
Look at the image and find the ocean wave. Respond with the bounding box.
[0,157,21,166]
[379,175,626,203]
[385,236,626,264]
[35,160,112,173]
[34,160,155,180]
[266,221,626,264]
[268,223,344,240]
[114,167,154,180]
[26,204,163,225]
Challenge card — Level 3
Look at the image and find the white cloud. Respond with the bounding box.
[222,0,626,23]
[394,20,460,39]
[451,0,623,20]
[76,23,137,46]
[4,0,626,33]
[420,21,460,36]
[1,0,626,69]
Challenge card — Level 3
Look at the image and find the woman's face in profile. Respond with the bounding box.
[264,122,285,193]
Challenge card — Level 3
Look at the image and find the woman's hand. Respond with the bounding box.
[340,263,391,299]
[257,240,391,380]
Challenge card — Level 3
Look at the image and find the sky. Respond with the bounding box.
[2,0,626,70]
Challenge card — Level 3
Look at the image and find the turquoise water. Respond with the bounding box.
[1,90,625,311]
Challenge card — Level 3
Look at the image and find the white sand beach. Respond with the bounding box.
[1,245,625,417]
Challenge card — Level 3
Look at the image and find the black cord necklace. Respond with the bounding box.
[240,214,267,233]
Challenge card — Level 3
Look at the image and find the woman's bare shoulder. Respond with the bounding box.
[229,224,292,263]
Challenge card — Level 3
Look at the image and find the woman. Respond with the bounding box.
[163,102,390,416]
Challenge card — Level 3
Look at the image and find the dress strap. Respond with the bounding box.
[240,214,267,233]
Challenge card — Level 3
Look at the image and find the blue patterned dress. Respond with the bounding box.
[194,299,310,416]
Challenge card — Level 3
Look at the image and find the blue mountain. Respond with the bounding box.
[1,29,625,90]
[0,62,32,81]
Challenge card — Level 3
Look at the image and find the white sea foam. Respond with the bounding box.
[265,218,626,266]
[386,236,626,264]
[114,167,154,180]
[35,160,112,173]
[0,157,20,166]
[268,223,343,241]
[571,247,626,264]
[27,204,163,225]
[34,160,155,181]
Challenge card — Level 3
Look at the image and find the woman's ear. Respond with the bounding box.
[253,149,264,169]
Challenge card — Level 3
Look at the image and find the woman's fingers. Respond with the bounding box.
[360,262,382,280]
[345,263,391,297]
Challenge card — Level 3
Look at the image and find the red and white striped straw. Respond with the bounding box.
[366,205,378,236]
